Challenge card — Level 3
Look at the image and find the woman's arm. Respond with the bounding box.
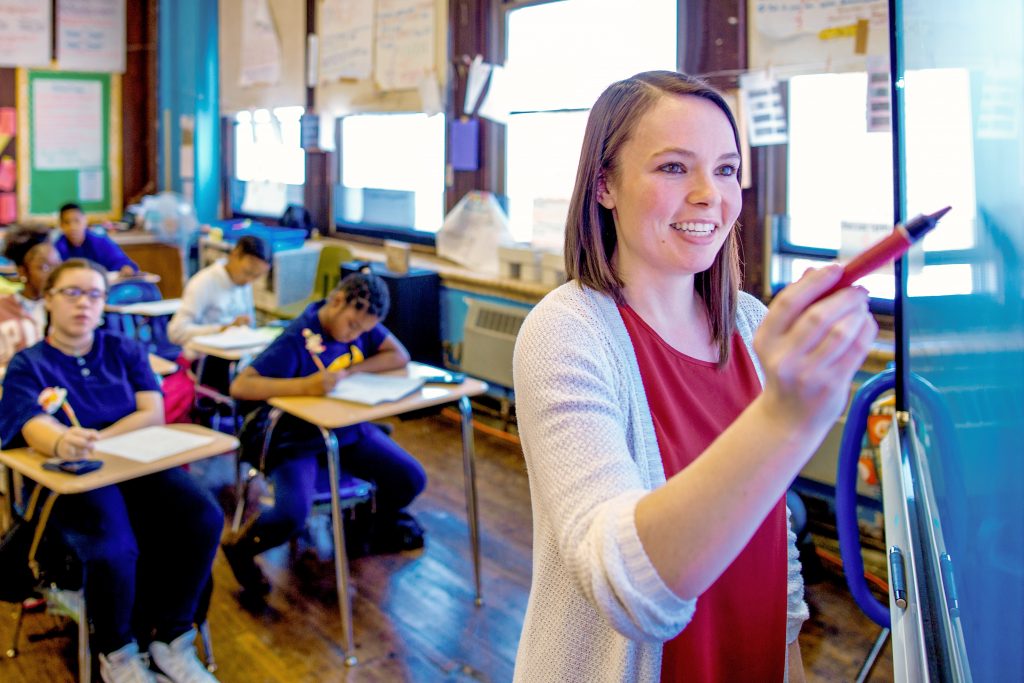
[97,391,164,438]
[167,279,221,345]
[788,641,807,683]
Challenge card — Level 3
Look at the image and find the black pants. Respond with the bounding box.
[52,468,222,654]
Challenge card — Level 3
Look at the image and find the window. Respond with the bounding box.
[783,69,978,297]
[335,113,446,234]
[233,106,306,217]
[502,0,678,245]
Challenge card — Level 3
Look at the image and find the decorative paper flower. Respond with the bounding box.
[38,387,67,415]
[38,386,81,427]
[302,328,326,354]
[301,328,327,371]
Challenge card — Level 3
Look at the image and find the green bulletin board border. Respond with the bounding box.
[15,68,122,222]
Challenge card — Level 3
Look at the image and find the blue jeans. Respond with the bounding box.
[51,468,222,654]
[245,422,427,554]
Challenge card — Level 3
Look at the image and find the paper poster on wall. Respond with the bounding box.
[319,0,373,82]
[32,78,103,169]
[748,0,888,74]
[57,0,126,73]
[0,192,15,224]
[739,72,788,146]
[374,0,434,91]
[0,1,52,68]
[866,55,890,132]
[239,0,282,87]
[78,167,103,201]
[0,156,15,191]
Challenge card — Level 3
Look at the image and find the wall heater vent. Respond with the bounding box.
[460,298,530,390]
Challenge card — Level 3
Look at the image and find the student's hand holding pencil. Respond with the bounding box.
[53,427,100,460]
[304,369,348,396]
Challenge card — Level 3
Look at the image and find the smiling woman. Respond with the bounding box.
[512,70,878,683]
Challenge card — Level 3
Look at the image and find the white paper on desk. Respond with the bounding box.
[329,373,425,405]
[116,299,182,316]
[94,426,215,464]
[192,326,281,349]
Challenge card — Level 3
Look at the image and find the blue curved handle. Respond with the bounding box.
[836,368,895,629]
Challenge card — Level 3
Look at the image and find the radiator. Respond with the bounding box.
[460,298,530,389]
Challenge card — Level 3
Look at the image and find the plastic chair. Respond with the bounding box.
[266,244,353,321]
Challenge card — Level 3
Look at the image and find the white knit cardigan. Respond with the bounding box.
[512,282,809,683]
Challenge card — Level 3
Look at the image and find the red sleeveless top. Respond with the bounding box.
[619,305,788,683]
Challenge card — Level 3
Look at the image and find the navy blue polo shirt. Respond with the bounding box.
[244,301,389,449]
[55,230,138,272]
[0,331,160,449]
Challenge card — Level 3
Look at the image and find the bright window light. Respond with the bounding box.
[338,113,445,232]
[503,0,677,245]
[787,70,976,253]
[234,106,305,186]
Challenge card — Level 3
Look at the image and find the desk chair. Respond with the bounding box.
[231,409,376,581]
[3,481,218,680]
[265,245,353,321]
[105,280,179,359]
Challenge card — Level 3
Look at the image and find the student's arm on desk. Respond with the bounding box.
[229,333,411,401]
[22,416,100,460]
[97,391,164,438]
[168,279,222,345]
[354,333,410,373]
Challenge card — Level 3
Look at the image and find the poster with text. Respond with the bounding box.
[57,0,126,73]
[0,1,52,68]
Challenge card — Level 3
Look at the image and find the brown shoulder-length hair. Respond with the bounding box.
[44,258,109,293]
[564,70,743,367]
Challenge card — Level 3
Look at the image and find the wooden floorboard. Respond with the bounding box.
[0,413,893,682]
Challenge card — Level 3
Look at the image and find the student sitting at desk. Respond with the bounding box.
[55,202,138,277]
[0,258,223,683]
[224,271,427,597]
[0,225,61,369]
[167,235,270,347]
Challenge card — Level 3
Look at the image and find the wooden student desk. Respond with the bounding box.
[263,366,487,665]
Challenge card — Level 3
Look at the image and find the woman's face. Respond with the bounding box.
[44,267,107,337]
[19,244,61,299]
[598,94,742,281]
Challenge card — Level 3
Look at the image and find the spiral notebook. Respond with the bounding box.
[328,373,425,405]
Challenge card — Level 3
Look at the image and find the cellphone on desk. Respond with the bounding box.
[42,458,103,475]
[420,371,466,385]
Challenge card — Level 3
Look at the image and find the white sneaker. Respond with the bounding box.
[99,641,161,683]
[149,628,220,683]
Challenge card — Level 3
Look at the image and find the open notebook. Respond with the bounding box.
[328,373,425,406]
[191,326,282,349]
[93,426,215,463]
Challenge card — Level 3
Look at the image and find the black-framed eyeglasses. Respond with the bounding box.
[50,286,106,301]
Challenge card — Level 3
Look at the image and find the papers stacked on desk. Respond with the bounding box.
[328,372,425,405]
[94,426,216,463]
[114,298,182,316]
[191,326,282,349]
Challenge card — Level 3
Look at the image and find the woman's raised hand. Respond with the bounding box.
[753,265,878,438]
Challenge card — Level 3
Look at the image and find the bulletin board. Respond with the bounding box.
[15,68,122,221]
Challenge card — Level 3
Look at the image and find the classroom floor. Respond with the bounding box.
[0,411,893,682]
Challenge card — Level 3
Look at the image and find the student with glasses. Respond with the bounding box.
[0,258,223,683]
[222,271,427,599]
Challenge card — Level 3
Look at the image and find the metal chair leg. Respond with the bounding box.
[197,620,217,673]
[5,601,25,658]
[855,626,890,683]
[77,596,90,683]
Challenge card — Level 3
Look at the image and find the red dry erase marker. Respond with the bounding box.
[817,206,951,300]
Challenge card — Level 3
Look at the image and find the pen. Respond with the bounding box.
[817,206,952,301]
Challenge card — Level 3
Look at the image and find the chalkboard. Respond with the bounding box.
[15,68,121,221]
